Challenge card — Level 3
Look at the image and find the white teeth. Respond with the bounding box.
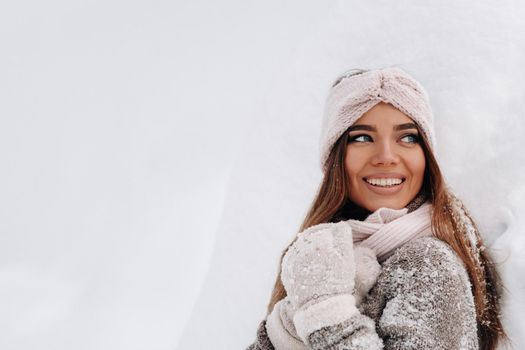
[365,178,403,187]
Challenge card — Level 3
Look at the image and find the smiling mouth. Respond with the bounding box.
[363,178,406,188]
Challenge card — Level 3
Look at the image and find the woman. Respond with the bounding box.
[246,67,507,349]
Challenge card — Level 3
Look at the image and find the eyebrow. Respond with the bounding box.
[348,123,418,132]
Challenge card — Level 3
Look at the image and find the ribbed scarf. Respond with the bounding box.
[345,194,434,263]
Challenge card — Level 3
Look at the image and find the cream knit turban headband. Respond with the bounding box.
[319,67,436,173]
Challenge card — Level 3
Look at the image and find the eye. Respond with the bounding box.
[348,134,373,143]
[400,133,419,144]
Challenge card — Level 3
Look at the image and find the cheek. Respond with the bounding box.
[407,151,426,182]
[344,152,365,183]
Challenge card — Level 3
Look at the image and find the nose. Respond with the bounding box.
[371,141,399,166]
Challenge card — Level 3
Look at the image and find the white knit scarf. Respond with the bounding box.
[347,202,434,263]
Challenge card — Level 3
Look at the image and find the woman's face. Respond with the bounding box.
[344,102,426,212]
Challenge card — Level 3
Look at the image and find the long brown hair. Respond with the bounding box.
[266,80,508,349]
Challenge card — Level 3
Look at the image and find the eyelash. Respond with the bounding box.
[348,133,420,144]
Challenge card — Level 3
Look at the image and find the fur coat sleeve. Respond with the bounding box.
[246,236,479,350]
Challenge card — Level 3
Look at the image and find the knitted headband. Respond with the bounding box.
[319,67,436,173]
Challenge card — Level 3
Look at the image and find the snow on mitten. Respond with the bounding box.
[281,221,359,344]
[353,245,382,305]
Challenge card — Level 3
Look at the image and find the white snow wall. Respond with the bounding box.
[0,1,331,349]
[177,1,525,349]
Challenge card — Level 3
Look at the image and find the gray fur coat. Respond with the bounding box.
[246,236,479,349]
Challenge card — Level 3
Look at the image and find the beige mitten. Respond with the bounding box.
[281,221,359,343]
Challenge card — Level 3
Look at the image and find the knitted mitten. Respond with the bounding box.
[281,221,359,344]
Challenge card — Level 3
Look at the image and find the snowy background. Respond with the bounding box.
[1,0,524,349]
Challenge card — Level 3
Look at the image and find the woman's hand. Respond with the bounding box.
[280,222,360,343]
[281,221,356,309]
